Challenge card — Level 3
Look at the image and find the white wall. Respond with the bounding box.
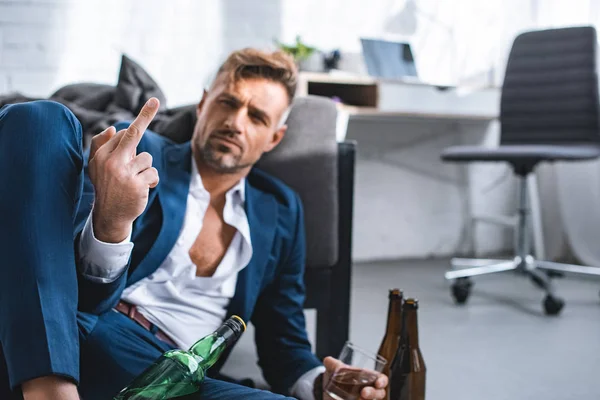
[4,0,595,101]
[280,0,533,86]
[280,0,599,85]
[347,97,515,262]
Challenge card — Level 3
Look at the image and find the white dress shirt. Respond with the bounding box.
[77,155,324,399]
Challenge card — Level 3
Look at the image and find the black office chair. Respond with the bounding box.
[442,26,600,315]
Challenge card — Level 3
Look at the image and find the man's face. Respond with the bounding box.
[192,75,289,174]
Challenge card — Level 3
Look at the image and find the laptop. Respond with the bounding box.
[360,38,419,80]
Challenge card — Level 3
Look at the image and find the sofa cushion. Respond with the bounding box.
[112,54,168,114]
[256,95,339,268]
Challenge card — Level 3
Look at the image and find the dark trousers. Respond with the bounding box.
[0,101,291,399]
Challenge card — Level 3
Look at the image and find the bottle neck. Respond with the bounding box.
[189,325,237,369]
[404,308,419,348]
[215,324,237,345]
[386,296,403,336]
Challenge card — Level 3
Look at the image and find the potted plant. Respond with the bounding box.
[274,35,320,71]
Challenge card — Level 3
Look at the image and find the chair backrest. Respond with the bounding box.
[500,26,600,145]
[256,95,339,268]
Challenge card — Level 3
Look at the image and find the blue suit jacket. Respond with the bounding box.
[73,124,321,393]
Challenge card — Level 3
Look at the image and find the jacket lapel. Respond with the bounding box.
[128,141,192,285]
[226,178,277,321]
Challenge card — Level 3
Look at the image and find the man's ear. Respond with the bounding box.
[196,89,208,116]
[264,125,287,153]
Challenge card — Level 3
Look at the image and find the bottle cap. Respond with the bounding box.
[404,298,419,308]
[231,315,247,332]
[389,288,403,298]
[220,316,246,342]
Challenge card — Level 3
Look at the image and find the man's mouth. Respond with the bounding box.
[211,135,241,150]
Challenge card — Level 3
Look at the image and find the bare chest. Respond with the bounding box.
[188,205,237,277]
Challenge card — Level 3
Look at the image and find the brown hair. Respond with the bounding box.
[214,48,298,105]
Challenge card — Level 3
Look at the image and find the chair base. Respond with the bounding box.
[445,256,600,315]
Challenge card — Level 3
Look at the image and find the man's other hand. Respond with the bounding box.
[322,356,388,400]
[88,97,160,243]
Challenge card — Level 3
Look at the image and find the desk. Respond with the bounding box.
[297,72,511,262]
[297,72,499,140]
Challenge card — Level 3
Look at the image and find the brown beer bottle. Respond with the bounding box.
[377,289,403,399]
[389,298,426,400]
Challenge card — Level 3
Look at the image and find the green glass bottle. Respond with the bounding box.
[114,315,246,400]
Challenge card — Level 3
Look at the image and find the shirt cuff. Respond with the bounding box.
[290,366,326,400]
[77,212,133,283]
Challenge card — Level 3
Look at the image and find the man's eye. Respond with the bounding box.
[250,113,266,125]
[220,99,235,107]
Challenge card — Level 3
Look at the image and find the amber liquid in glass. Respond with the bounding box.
[326,368,379,400]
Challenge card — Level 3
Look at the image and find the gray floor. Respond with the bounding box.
[222,259,600,400]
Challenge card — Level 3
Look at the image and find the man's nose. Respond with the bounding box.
[224,108,246,133]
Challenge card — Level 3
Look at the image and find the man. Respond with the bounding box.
[0,48,387,399]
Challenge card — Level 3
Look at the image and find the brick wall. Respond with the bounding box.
[0,0,282,106]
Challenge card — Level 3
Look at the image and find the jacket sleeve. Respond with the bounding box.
[251,192,322,395]
[73,147,131,315]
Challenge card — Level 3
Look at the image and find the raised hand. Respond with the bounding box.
[88,97,160,243]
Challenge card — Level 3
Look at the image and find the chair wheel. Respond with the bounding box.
[451,278,472,305]
[543,295,564,316]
